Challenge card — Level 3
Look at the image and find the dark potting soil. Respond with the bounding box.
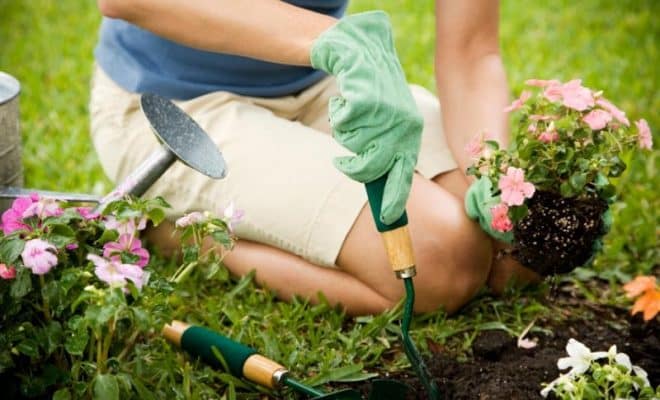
[513,190,609,276]
[350,290,659,400]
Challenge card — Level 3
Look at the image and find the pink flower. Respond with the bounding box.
[0,263,16,280]
[223,202,244,232]
[87,254,145,290]
[525,79,561,88]
[76,207,100,220]
[498,167,535,206]
[66,243,79,250]
[538,128,559,143]
[544,79,595,111]
[582,109,612,130]
[103,234,150,267]
[21,239,58,275]
[635,119,653,150]
[504,90,532,113]
[21,197,63,220]
[559,79,595,111]
[103,216,147,236]
[464,132,485,159]
[596,98,629,126]
[1,194,39,234]
[490,203,513,232]
[543,82,563,102]
[175,211,206,228]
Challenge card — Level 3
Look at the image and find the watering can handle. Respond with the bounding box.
[365,174,416,279]
[163,321,288,389]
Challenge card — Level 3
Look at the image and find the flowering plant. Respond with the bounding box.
[466,79,653,275]
[623,275,660,322]
[0,194,237,398]
[540,338,658,399]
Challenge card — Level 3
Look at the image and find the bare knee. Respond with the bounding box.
[405,199,493,314]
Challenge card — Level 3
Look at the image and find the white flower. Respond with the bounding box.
[540,374,575,398]
[557,338,608,376]
[632,365,650,389]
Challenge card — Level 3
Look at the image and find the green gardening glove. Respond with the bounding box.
[464,176,514,243]
[310,11,423,225]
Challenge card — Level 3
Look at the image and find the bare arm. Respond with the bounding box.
[435,0,510,182]
[97,0,337,66]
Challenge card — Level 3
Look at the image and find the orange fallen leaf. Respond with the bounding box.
[624,275,660,321]
[623,275,656,298]
[631,289,660,321]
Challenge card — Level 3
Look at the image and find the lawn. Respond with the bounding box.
[0,0,658,399]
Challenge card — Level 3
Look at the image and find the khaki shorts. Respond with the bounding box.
[89,66,457,267]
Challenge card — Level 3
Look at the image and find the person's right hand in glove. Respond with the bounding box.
[311,11,423,226]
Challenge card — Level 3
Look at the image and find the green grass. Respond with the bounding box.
[1,0,658,398]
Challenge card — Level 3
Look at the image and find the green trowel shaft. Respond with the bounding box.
[162,321,361,399]
[365,175,440,400]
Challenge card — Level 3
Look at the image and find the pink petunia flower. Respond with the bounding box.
[1,193,39,234]
[635,119,653,150]
[582,109,612,131]
[21,197,63,220]
[223,202,245,232]
[490,203,513,232]
[103,234,150,267]
[21,239,58,275]
[66,243,79,250]
[504,90,532,113]
[464,132,485,159]
[103,215,147,236]
[525,79,561,88]
[175,211,206,228]
[559,79,595,111]
[0,263,16,280]
[498,167,535,206]
[596,98,629,126]
[87,254,145,290]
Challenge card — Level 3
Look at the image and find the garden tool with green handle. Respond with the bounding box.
[163,321,410,400]
[365,174,440,400]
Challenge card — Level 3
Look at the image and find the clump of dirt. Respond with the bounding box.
[513,190,608,276]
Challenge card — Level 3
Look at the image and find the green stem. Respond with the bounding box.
[96,332,104,373]
[116,330,140,362]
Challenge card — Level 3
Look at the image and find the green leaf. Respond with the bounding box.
[53,388,72,400]
[0,238,25,264]
[560,181,575,197]
[96,229,119,246]
[94,374,119,400]
[508,204,529,222]
[569,172,587,190]
[147,207,165,226]
[10,267,32,299]
[608,156,627,177]
[182,245,199,264]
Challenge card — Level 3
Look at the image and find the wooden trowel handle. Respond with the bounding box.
[365,174,416,278]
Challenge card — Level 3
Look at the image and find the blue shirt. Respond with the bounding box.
[95,1,348,100]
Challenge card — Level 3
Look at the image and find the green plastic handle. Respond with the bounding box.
[180,325,257,378]
[365,174,408,233]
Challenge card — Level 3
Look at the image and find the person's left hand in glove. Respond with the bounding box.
[311,11,423,225]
